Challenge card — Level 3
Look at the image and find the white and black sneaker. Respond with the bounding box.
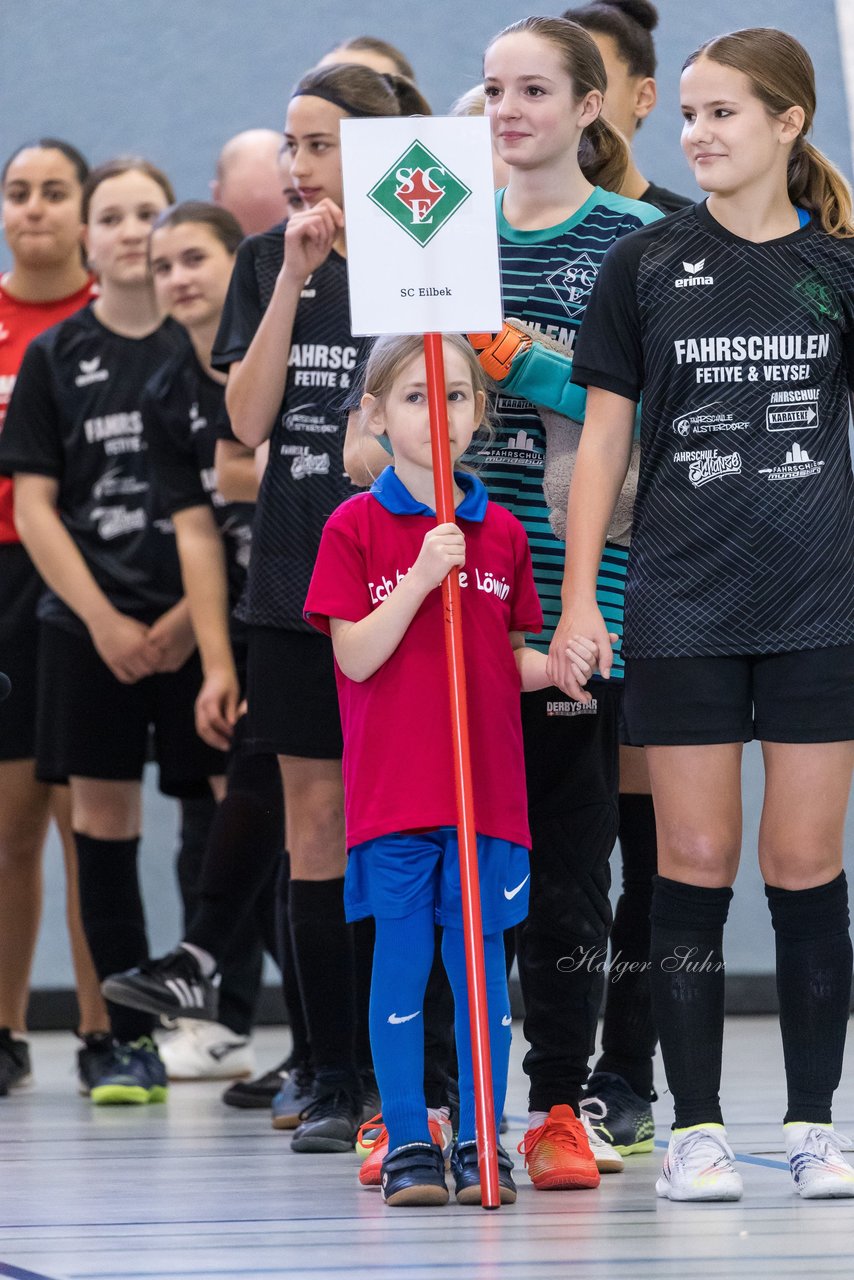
[101,948,219,1021]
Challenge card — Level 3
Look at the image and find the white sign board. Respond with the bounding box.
[340,116,503,336]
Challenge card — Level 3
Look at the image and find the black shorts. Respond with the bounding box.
[623,646,854,746]
[0,543,44,761]
[35,621,226,796]
[246,625,343,759]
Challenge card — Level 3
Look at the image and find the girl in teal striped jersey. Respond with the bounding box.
[476,15,662,1193]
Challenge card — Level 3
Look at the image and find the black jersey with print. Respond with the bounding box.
[572,201,854,659]
[0,304,186,633]
[142,345,253,612]
[212,225,368,631]
[641,182,694,215]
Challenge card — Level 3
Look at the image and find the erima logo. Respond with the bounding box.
[75,356,110,386]
[388,1011,420,1025]
[189,403,208,432]
[504,875,530,901]
[675,258,714,287]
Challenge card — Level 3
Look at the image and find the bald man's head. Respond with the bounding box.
[211,128,290,236]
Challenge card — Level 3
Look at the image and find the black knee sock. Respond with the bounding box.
[185,751,283,958]
[274,852,311,1068]
[649,875,732,1129]
[766,872,852,1125]
[596,793,658,1098]
[288,877,357,1091]
[75,833,153,1043]
[353,917,375,1075]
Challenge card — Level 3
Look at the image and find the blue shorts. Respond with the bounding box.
[345,827,530,934]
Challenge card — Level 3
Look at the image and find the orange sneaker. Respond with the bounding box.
[359,1115,448,1188]
[518,1104,601,1190]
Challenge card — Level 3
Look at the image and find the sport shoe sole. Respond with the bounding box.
[614,1137,654,1156]
[655,1174,742,1202]
[385,1182,449,1207]
[90,1084,168,1106]
[291,1130,357,1153]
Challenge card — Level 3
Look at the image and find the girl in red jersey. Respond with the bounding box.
[306,333,594,1206]
[0,139,108,1095]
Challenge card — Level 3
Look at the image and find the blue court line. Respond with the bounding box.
[0,1264,62,1280]
[654,1138,789,1170]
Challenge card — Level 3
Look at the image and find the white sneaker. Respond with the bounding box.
[580,1099,624,1173]
[785,1123,854,1199]
[159,1019,255,1081]
[655,1125,742,1201]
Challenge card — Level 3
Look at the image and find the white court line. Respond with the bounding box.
[837,0,854,172]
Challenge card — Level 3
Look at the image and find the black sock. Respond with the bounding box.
[288,877,357,1091]
[75,833,153,1043]
[185,750,283,959]
[353,917,375,1075]
[649,875,732,1129]
[766,872,852,1125]
[275,852,311,1068]
[596,793,658,1098]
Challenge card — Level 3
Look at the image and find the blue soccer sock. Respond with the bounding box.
[369,904,435,1151]
[441,925,511,1145]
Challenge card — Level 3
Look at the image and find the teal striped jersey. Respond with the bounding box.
[471,186,663,669]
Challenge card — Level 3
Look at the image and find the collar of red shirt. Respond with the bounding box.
[370,465,488,523]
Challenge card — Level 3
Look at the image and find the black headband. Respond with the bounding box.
[290,87,376,118]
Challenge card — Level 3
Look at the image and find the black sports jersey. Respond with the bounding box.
[212,224,368,631]
[0,304,186,632]
[142,345,253,611]
[572,201,854,659]
[641,182,694,215]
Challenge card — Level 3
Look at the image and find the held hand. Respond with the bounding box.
[546,602,616,702]
[145,608,197,674]
[282,199,344,283]
[195,667,240,750]
[90,611,156,685]
[411,523,466,593]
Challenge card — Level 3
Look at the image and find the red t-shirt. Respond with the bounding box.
[304,468,543,849]
[0,275,97,542]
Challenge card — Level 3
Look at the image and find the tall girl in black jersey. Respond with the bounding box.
[551,28,854,1201]
[102,201,313,1119]
[0,159,224,1106]
[214,64,426,1151]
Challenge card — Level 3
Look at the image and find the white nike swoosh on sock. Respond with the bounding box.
[388,1011,420,1025]
[504,874,530,900]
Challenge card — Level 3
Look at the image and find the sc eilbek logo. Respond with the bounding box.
[368,141,471,246]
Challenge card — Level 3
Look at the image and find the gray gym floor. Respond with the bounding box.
[2,1018,854,1280]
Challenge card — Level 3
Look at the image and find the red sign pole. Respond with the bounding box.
[423,331,500,1211]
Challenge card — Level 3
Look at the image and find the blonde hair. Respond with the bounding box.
[485,15,629,193]
[684,28,854,239]
[451,85,487,118]
[360,335,493,473]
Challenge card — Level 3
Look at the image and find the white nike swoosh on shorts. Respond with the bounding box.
[388,1011,420,1024]
[504,874,530,900]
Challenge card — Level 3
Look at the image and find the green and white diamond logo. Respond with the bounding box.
[368,140,472,247]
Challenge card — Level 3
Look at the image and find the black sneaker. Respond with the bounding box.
[290,1084,362,1153]
[271,1062,315,1130]
[101,948,219,1021]
[381,1142,449,1206]
[222,1057,292,1109]
[584,1071,656,1155]
[0,1029,31,1096]
[77,1031,115,1095]
[450,1139,517,1205]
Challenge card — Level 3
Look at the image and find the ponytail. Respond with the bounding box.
[579,114,629,193]
[685,27,854,239]
[788,139,854,239]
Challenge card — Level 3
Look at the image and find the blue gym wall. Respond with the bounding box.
[0,0,851,1001]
